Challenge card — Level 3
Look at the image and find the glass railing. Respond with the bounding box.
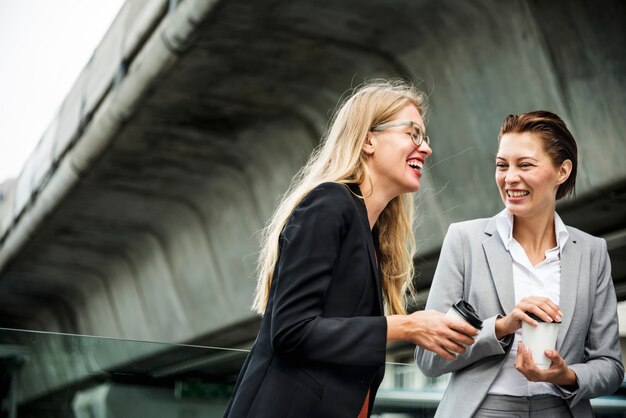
[0,327,243,418]
[1,327,625,418]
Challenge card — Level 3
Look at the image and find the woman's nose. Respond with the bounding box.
[505,168,520,183]
[418,140,432,156]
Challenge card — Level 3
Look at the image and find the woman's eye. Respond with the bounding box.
[496,163,507,168]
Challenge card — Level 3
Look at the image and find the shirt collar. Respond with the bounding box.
[496,209,514,251]
[495,209,569,252]
[554,211,569,250]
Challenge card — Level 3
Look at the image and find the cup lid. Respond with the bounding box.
[527,313,561,323]
[451,299,483,329]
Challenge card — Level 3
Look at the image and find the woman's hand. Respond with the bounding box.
[515,342,578,388]
[495,296,562,339]
[387,310,477,360]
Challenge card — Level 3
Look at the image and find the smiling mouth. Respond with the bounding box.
[507,190,529,198]
[408,160,423,172]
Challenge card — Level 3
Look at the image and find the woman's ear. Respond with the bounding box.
[362,132,375,156]
[557,159,572,185]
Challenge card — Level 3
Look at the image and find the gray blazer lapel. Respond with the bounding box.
[482,217,515,314]
[557,231,581,348]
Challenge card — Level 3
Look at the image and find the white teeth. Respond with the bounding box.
[507,190,529,197]
[408,160,423,170]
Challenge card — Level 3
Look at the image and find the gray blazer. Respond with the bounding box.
[415,215,624,418]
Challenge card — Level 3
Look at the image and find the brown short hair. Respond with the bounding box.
[498,110,578,200]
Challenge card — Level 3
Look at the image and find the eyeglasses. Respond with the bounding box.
[370,121,430,148]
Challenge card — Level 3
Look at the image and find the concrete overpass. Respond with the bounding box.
[0,0,625,409]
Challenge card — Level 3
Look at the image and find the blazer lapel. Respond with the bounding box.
[482,217,516,315]
[557,231,581,348]
[348,184,384,314]
[370,227,385,314]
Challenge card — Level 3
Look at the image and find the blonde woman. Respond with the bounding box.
[224,80,477,418]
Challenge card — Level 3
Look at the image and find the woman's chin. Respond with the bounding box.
[505,203,531,218]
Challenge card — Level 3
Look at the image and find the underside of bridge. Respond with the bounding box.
[0,1,625,403]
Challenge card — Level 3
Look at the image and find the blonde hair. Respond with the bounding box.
[252,79,426,316]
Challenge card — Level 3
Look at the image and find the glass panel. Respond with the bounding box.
[0,327,245,418]
[1,327,625,417]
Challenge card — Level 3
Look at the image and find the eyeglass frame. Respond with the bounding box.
[370,121,430,147]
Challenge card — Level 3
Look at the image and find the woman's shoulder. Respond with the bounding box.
[294,182,356,216]
[310,181,350,196]
[301,182,354,206]
[448,217,493,234]
[309,181,352,196]
[564,224,606,249]
[441,217,496,247]
[284,182,357,236]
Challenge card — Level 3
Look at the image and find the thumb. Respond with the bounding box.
[545,349,562,362]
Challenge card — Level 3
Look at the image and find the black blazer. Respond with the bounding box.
[224,182,388,418]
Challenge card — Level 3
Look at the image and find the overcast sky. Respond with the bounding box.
[0,0,125,182]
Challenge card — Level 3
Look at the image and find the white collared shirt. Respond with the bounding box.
[488,209,569,397]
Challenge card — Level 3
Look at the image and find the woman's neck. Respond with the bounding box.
[512,210,557,263]
[358,180,393,230]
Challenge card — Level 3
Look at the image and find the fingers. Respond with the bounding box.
[517,342,538,370]
[544,350,565,369]
[440,317,476,352]
[447,323,478,345]
[515,342,542,381]
[450,332,475,348]
[518,296,562,323]
[411,310,477,359]
[448,321,478,339]
[442,339,467,355]
[438,326,476,357]
[515,341,529,369]
[516,342,568,383]
[513,310,538,327]
[428,338,466,360]
[515,342,523,369]
[432,346,457,361]
[543,351,576,385]
[503,297,560,333]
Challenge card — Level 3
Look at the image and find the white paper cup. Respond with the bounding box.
[443,301,482,357]
[446,300,483,330]
[521,320,560,369]
[446,307,468,324]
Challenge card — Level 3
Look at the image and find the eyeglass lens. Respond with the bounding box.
[411,125,429,147]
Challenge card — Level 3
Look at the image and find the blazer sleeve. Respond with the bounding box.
[561,238,624,406]
[269,183,387,367]
[415,223,511,377]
